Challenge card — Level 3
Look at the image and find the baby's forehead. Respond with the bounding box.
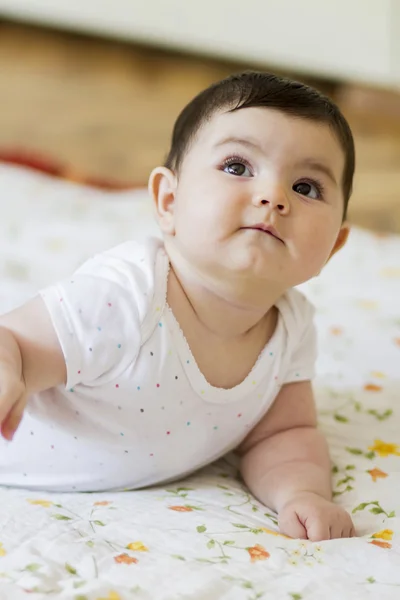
[197,106,343,156]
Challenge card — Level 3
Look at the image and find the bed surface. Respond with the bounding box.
[0,164,399,599]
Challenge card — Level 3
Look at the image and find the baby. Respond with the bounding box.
[0,71,355,541]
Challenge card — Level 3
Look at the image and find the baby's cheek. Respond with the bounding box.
[305,225,337,264]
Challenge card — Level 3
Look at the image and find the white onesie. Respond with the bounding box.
[0,237,316,492]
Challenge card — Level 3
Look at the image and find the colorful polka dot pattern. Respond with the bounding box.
[3,241,314,491]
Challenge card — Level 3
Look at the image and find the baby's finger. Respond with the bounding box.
[1,392,26,441]
[0,393,19,429]
[329,523,345,540]
[0,377,25,424]
[306,519,330,542]
[342,524,356,538]
[278,511,308,540]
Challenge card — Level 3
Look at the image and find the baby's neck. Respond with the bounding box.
[166,264,280,388]
[167,263,278,340]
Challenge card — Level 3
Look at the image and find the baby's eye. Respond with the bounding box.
[293,181,321,199]
[223,162,252,177]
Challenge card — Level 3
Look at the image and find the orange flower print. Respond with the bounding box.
[168,505,193,512]
[114,553,138,565]
[370,540,392,549]
[247,544,270,562]
[126,541,148,552]
[356,300,378,310]
[259,527,291,539]
[370,371,386,379]
[368,440,400,457]
[27,499,52,508]
[364,383,383,392]
[94,501,112,506]
[330,327,343,336]
[367,468,388,482]
[97,593,121,600]
[372,529,393,541]
[380,267,400,278]
[395,338,400,347]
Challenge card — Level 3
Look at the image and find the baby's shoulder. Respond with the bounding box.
[91,236,164,271]
[276,288,315,330]
[75,236,169,323]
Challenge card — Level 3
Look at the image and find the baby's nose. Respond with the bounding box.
[252,186,289,213]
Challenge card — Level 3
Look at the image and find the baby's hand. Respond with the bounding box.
[278,491,355,541]
[0,362,27,441]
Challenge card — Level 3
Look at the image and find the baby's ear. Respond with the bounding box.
[328,222,350,260]
[148,167,177,235]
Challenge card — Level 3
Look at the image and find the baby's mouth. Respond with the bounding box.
[241,224,284,244]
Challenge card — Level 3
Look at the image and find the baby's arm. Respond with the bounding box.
[0,296,66,440]
[238,381,355,541]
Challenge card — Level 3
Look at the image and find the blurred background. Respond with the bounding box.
[0,0,399,231]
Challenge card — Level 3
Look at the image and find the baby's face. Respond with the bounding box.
[159,107,348,293]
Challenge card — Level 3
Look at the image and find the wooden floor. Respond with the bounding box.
[0,20,400,232]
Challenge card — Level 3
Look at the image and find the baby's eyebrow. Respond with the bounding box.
[296,159,338,186]
[213,136,261,151]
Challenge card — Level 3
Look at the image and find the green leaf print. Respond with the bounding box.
[346,447,363,455]
[52,514,72,521]
[333,485,354,497]
[367,409,393,421]
[334,414,348,423]
[365,451,376,460]
[264,512,278,525]
[352,501,395,518]
[370,507,384,515]
[25,563,41,572]
[353,502,371,513]
[73,581,86,589]
[337,476,355,487]
[65,563,78,575]
[197,525,207,533]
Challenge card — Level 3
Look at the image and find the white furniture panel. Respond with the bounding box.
[0,0,399,88]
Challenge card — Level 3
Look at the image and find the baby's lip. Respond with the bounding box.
[241,223,284,243]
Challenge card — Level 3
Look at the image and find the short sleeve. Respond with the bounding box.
[281,291,317,385]
[40,245,146,390]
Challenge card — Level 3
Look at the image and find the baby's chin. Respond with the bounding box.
[167,236,295,286]
[200,253,288,296]
[223,244,284,276]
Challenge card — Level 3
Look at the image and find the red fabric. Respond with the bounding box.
[0,149,143,190]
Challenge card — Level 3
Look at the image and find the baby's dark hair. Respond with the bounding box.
[164,71,355,218]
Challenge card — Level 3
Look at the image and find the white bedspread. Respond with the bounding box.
[0,164,399,599]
